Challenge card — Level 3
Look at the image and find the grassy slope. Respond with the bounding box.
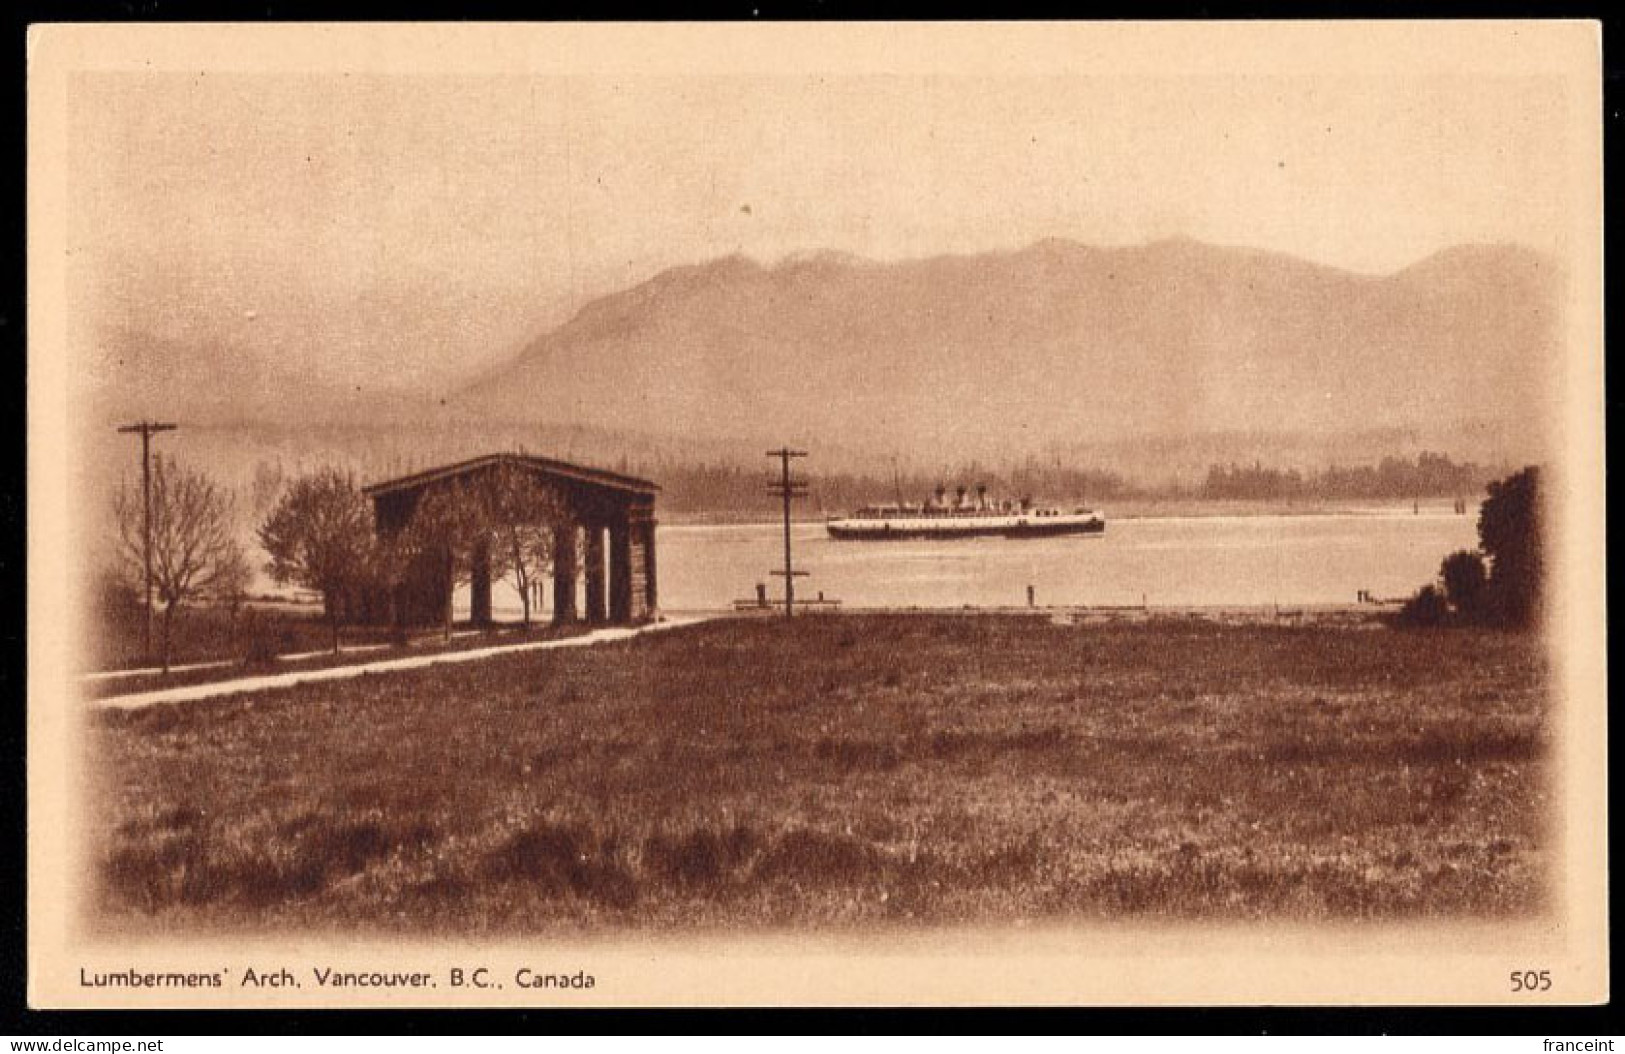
[89,615,1549,934]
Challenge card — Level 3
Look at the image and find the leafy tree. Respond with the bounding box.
[258,468,375,653]
[1439,549,1489,621]
[114,457,248,672]
[1477,467,1542,628]
[1400,466,1543,631]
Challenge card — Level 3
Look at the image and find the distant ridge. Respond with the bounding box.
[453,237,1559,466]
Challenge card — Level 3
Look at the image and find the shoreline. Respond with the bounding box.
[659,498,1480,526]
[675,603,1404,628]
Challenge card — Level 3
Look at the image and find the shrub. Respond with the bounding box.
[642,824,762,890]
[755,827,878,883]
[1396,585,1449,627]
[241,613,298,667]
[1440,550,1489,621]
[483,821,638,909]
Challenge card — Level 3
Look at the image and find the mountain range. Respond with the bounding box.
[93,237,1561,477]
[453,237,1559,468]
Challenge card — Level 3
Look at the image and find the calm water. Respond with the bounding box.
[473,506,1480,616]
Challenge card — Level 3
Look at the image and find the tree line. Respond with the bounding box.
[1200,452,1493,501]
[574,451,1494,511]
[232,448,1498,517]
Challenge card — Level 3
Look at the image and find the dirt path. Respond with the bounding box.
[92,617,711,711]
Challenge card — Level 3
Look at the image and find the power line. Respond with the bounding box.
[765,448,808,618]
[117,421,178,662]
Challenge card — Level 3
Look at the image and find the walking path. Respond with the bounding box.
[92,617,710,712]
[84,632,489,682]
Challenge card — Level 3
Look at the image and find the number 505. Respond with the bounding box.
[1511,969,1552,992]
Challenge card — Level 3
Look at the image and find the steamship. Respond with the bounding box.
[826,484,1105,541]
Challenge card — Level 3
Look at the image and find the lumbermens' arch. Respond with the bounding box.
[362,454,659,627]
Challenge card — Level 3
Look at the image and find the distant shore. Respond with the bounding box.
[659,497,1480,526]
[715,602,1402,623]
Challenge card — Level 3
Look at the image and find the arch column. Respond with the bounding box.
[552,521,578,624]
[609,521,633,623]
[584,523,608,623]
[640,518,658,619]
[470,537,493,627]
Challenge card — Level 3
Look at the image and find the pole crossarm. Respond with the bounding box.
[116,420,180,663]
[767,447,809,618]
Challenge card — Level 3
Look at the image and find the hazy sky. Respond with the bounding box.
[69,69,1573,391]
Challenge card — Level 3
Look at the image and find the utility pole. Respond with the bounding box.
[766,448,808,618]
[117,420,178,661]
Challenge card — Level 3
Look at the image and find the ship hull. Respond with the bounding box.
[826,515,1105,541]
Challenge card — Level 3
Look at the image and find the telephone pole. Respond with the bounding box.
[766,448,808,618]
[117,420,178,661]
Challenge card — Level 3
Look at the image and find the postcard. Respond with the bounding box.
[27,20,1605,1007]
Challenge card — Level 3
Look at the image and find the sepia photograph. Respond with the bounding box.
[26,21,1605,1008]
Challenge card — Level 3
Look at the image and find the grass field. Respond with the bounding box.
[88,614,1550,934]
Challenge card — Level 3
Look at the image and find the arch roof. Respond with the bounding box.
[361,453,659,501]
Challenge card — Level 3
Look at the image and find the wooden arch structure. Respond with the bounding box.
[362,453,659,627]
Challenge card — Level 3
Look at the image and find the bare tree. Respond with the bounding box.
[213,543,254,619]
[405,480,490,641]
[114,457,248,673]
[393,466,574,636]
[248,457,287,519]
[478,462,571,627]
[258,467,375,654]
